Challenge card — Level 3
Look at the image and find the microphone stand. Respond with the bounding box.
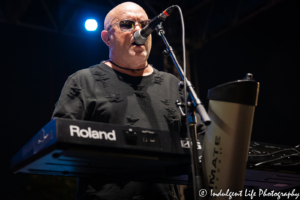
[155,24,211,126]
[155,24,210,200]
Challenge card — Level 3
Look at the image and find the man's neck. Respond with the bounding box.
[104,59,153,76]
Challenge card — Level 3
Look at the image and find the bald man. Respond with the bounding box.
[53,2,186,200]
[101,2,153,76]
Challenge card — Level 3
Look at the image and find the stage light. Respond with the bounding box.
[85,19,98,31]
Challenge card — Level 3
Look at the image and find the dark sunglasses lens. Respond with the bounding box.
[140,21,149,28]
[119,20,134,31]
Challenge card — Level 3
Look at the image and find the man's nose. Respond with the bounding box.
[134,23,142,31]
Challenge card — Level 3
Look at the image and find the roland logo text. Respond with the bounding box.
[69,125,116,141]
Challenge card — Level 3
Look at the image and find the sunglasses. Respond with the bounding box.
[106,19,151,32]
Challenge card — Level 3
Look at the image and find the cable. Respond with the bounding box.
[253,153,300,167]
[174,5,200,200]
[273,162,300,167]
[292,148,300,154]
[172,5,188,155]
[249,148,300,157]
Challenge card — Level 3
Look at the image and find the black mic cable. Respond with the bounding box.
[133,6,175,45]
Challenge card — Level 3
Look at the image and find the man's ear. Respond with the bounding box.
[101,30,110,46]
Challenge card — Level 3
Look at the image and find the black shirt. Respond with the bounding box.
[52,62,184,200]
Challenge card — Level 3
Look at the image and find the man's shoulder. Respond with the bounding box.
[70,63,107,79]
[154,69,180,82]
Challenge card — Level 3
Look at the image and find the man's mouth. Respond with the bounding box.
[132,41,143,46]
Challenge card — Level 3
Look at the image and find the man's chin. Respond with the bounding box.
[129,50,149,57]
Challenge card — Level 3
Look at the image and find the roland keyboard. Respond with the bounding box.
[11,118,202,184]
[11,118,300,189]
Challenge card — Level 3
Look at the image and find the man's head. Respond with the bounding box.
[101,2,152,67]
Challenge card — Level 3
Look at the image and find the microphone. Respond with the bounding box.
[133,5,175,45]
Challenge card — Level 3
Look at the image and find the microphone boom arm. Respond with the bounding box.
[134,6,176,45]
